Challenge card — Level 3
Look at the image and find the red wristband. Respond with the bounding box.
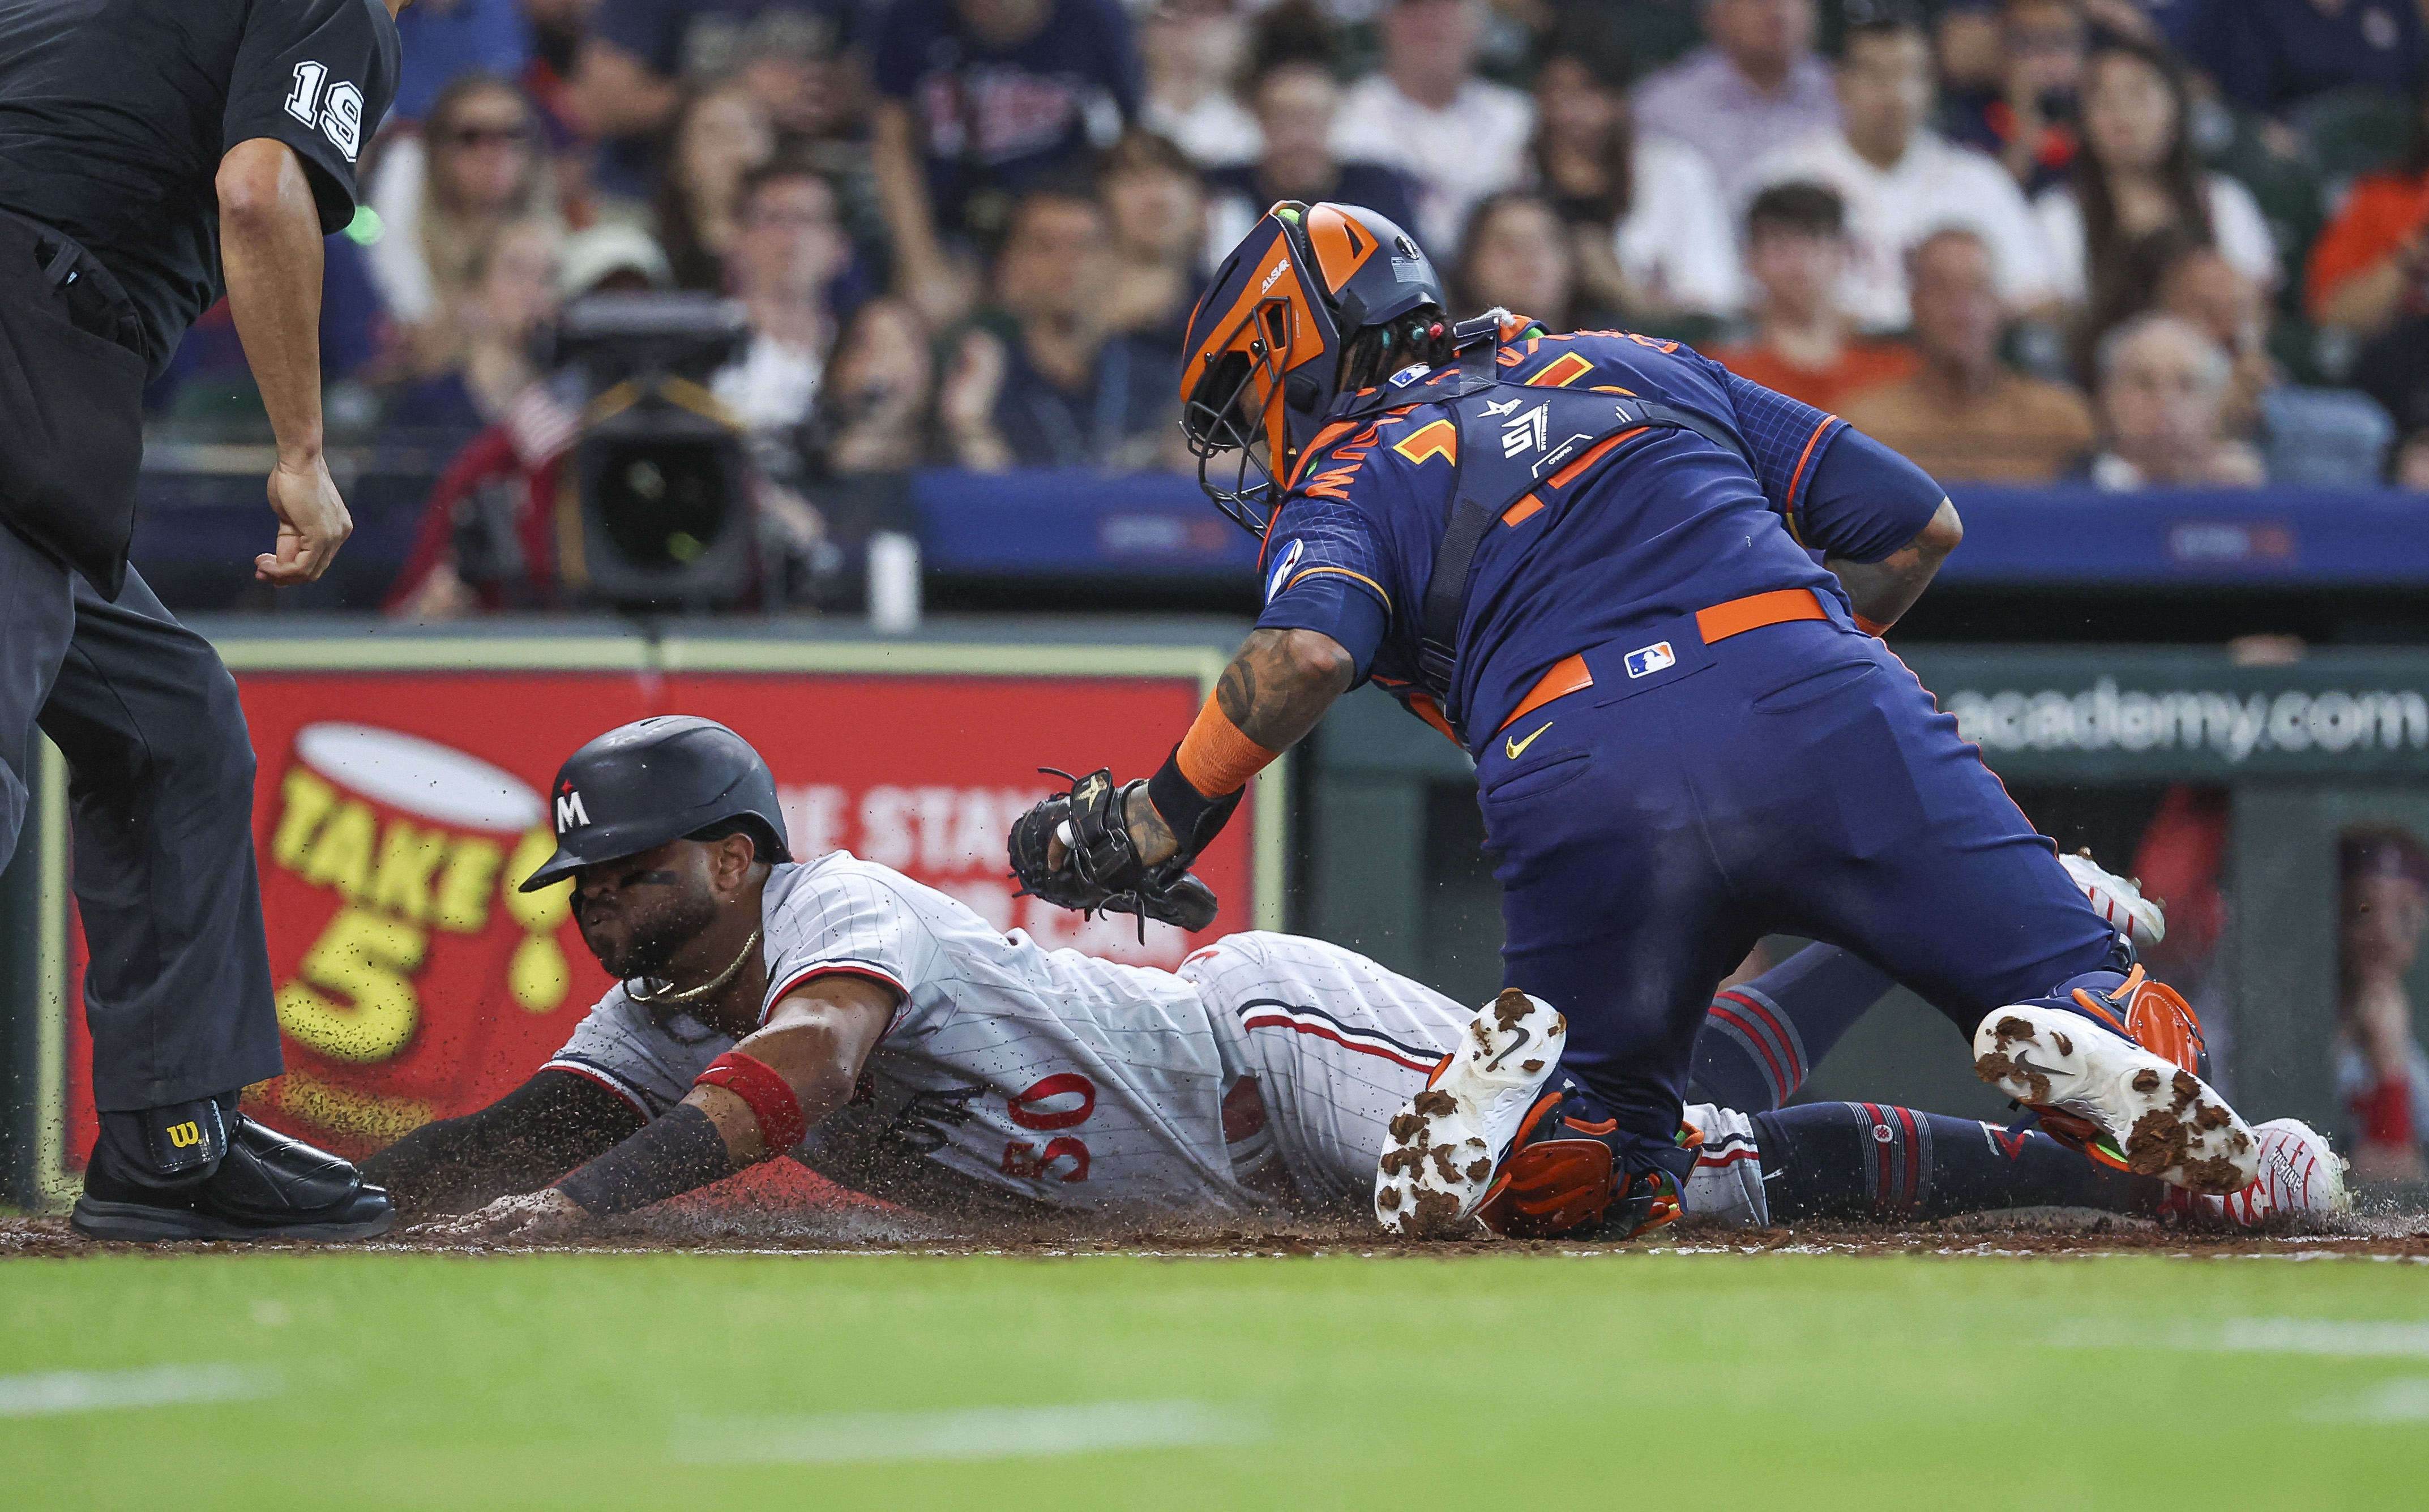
[1854,613,1892,638]
[694,1051,807,1154]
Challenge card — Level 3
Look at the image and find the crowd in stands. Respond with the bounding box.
[148,0,2429,601]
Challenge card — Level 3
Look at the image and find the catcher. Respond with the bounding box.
[382,717,2344,1243]
[1002,199,2264,1240]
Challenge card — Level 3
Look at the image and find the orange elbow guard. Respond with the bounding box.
[1174,694,1278,798]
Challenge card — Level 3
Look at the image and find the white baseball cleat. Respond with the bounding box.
[2059,849,2166,947]
[1375,988,1567,1237]
[1974,1003,2259,1194]
[2195,1119,2351,1227]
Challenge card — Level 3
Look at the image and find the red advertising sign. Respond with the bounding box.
[55,660,1261,1169]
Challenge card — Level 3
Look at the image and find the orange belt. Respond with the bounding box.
[1496,587,1831,734]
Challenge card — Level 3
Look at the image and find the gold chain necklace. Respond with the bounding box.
[627,929,761,1006]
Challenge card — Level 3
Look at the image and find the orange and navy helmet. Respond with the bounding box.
[1179,201,1444,536]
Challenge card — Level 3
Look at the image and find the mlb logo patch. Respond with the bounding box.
[1623,641,1676,679]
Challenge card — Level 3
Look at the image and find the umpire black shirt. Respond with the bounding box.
[0,0,400,376]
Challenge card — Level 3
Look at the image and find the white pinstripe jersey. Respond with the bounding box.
[545,853,1259,1211]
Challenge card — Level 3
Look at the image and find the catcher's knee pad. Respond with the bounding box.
[1476,1083,1692,1241]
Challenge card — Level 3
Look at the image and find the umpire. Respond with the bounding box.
[0,0,404,1240]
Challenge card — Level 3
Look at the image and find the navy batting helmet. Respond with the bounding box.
[518,716,792,892]
[1179,201,1446,537]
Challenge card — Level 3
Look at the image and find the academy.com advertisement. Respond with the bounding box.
[56,666,1253,1167]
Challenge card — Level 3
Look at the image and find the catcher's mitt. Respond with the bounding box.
[1007,767,1220,937]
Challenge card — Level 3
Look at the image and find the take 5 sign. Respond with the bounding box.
[41,637,1277,1189]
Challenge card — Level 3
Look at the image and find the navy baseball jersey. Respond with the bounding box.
[1251,329,1944,751]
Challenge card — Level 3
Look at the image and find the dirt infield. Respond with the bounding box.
[9,1202,2429,1260]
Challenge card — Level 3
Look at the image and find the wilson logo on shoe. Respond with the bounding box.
[165,1121,203,1149]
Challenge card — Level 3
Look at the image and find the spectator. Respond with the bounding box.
[365,74,558,371]
[1139,0,1260,168]
[936,184,1181,472]
[387,217,567,434]
[519,0,609,227]
[2186,0,2427,118]
[652,84,777,291]
[2077,312,2266,486]
[2305,84,2429,340]
[1527,14,1741,322]
[391,0,534,124]
[1452,191,1609,332]
[2152,238,2277,435]
[2032,38,2278,312]
[1944,0,2087,198]
[2152,237,2393,480]
[811,297,939,476]
[1329,0,1535,254]
[1743,8,2056,331]
[1633,0,1840,203]
[2336,825,2429,1182]
[556,225,675,312]
[711,162,855,444]
[870,0,1142,327]
[1840,227,2094,479]
[575,0,860,196]
[1202,58,1424,261]
[1711,181,1919,409]
[1099,131,1209,350]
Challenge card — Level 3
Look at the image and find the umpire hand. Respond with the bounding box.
[219,135,353,587]
[256,452,353,584]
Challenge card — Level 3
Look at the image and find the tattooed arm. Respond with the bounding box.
[1128,628,1355,866]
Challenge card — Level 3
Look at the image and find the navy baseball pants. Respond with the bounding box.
[1477,608,2118,1160]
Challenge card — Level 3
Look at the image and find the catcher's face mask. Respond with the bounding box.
[1179,202,1442,537]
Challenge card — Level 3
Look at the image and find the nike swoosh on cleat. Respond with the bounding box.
[2009,1051,2065,1086]
[1484,1022,1531,1073]
[1504,721,1554,760]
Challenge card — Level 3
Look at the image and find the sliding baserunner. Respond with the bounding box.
[371,719,2342,1242]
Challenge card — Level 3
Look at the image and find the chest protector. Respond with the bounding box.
[1329,322,1756,736]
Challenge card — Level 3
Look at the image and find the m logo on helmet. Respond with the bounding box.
[555,790,590,832]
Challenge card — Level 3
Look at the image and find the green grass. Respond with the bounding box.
[4,1250,2426,1509]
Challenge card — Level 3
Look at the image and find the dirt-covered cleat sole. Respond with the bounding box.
[2200,1118,2351,1227]
[2059,849,2166,947]
[1974,1005,2257,1194]
[1375,988,1567,1237]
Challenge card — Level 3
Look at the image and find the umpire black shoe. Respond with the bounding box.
[73,1113,395,1242]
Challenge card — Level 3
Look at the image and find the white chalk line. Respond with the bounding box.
[2054,1317,2429,1357]
[0,1364,279,1419]
[2304,1376,2429,1424]
[673,1399,1268,1464]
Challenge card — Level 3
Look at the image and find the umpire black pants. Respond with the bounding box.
[0,521,283,1111]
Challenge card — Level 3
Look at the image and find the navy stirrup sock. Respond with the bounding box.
[1688,944,1898,1113]
[1752,1102,2165,1224]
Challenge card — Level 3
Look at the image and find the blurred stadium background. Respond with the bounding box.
[8,2,2429,1500]
[8,0,2429,1207]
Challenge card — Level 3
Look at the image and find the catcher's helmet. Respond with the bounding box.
[518,716,792,891]
[1179,201,1445,536]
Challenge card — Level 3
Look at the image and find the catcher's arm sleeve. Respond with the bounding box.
[360,1069,642,1218]
[1145,628,1353,860]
